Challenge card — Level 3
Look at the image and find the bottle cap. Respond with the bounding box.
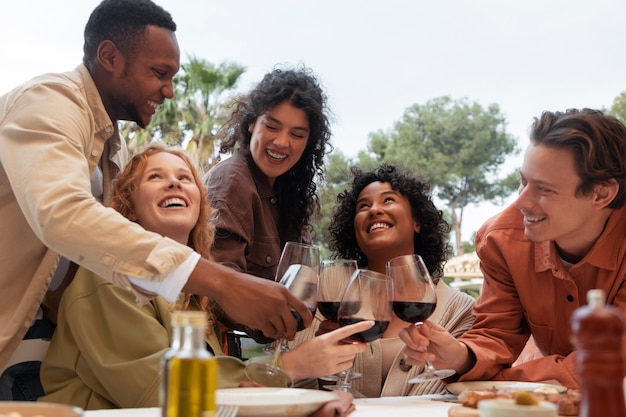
[171,311,207,327]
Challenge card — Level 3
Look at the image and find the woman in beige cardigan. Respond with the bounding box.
[293,164,475,397]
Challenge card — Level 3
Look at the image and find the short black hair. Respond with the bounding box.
[83,0,176,65]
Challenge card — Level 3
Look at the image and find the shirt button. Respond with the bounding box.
[399,358,412,372]
[265,256,272,264]
[270,197,277,204]
[91,150,99,157]
[105,126,113,133]
[567,295,574,302]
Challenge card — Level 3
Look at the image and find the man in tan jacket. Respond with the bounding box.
[0,0,310,400]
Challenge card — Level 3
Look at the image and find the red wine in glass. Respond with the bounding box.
[338,318,390,343]
[326,269,392,397]
[317,301,341,321]
[387,254,455,383]
[392,301,436,324]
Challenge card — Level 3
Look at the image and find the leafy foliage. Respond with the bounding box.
[607,91,626,124]
[315,96,520,256]
[120,57,245,172]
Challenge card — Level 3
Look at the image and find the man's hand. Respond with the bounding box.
[398,320,472,374]
[184,258,312,340]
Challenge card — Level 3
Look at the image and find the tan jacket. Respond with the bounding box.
[0,64,192,369]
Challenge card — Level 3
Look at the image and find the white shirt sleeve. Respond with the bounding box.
[127,252,201,302]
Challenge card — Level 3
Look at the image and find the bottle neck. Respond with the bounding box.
[182,325,206,354]
[170,324,182,351]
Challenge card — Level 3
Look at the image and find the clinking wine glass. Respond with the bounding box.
[325,269,393,397]
[316,259,362,383]
[386,254,455,383]
[245,242,320,388]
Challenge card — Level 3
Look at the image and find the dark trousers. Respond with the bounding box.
[0,319,54,401]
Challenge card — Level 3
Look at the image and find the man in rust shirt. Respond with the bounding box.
[399,108,626,389]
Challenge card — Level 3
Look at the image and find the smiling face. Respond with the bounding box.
[353,181,420,271]
[248,100,310,187]
[514,143,610,260]
[130,152,201,244]
[109,25,180,128]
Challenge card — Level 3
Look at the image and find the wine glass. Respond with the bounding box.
[386,254,455,383]
[245,242,320,387]
[326,269,392,397]
[316,259,362,383]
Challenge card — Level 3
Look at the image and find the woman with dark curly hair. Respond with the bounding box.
[294,164,475,397]
[329,165,450,279]
[203,66,331,282]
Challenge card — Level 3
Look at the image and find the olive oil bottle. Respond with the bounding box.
[161,311,217,417]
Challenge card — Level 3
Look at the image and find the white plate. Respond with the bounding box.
[446,380,567,395]
[216,387,338,417]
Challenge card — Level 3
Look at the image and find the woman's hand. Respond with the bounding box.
[398,320,472,374]
[281,320,373,380]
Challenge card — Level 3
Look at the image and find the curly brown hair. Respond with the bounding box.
[217,66,332,240]
[329,164,451,280]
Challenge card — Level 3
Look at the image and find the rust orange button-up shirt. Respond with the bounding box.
[459,203,626,389]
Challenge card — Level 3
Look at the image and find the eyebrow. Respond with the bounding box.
[264,114,310,133]
[519,170,558,189]
[356,189,400,204]
[144,166,193,175]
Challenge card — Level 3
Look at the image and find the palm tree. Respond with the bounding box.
[120,57,246,172]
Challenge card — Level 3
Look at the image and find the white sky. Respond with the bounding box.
[2,0,625,240]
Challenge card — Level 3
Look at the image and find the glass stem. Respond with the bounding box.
[269,338,284,367]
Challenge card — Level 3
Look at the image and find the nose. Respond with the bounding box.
[273,130,290,148]
[167,177,182,189]
[514,184,534,210]
[162,79,175,100]
[368,201,383,216]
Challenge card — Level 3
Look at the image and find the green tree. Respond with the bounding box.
[120,57,245,172]
[313,150,354,257]
[366,96,519,255]
[607,91,626,124]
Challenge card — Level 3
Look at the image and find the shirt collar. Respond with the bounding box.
[536,205,626,272]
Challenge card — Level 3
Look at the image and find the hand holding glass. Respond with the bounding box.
[386,254,455,383]
[245,242,320,388]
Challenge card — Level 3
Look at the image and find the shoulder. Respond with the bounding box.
[436,281,476,310]
[475,204,528,251]
[60,267,134,311]
[204,153,254,193]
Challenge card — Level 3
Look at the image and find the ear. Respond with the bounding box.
[413,219,421,234]
[593,179,619,209]
[96,40,121,73]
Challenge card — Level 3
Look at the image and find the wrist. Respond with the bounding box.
[453,341,476,375]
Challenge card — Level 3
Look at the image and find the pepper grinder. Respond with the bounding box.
[570,289,626,417]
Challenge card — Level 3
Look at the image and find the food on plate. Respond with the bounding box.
[478,399,557,417]
[514,390,539,406]
[457,386,581,416]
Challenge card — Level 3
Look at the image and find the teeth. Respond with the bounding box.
[525,216,544,222]
[160,198,186,208]
[266,149,287,160]
[369,222,390,232]
[148,100,160,110]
